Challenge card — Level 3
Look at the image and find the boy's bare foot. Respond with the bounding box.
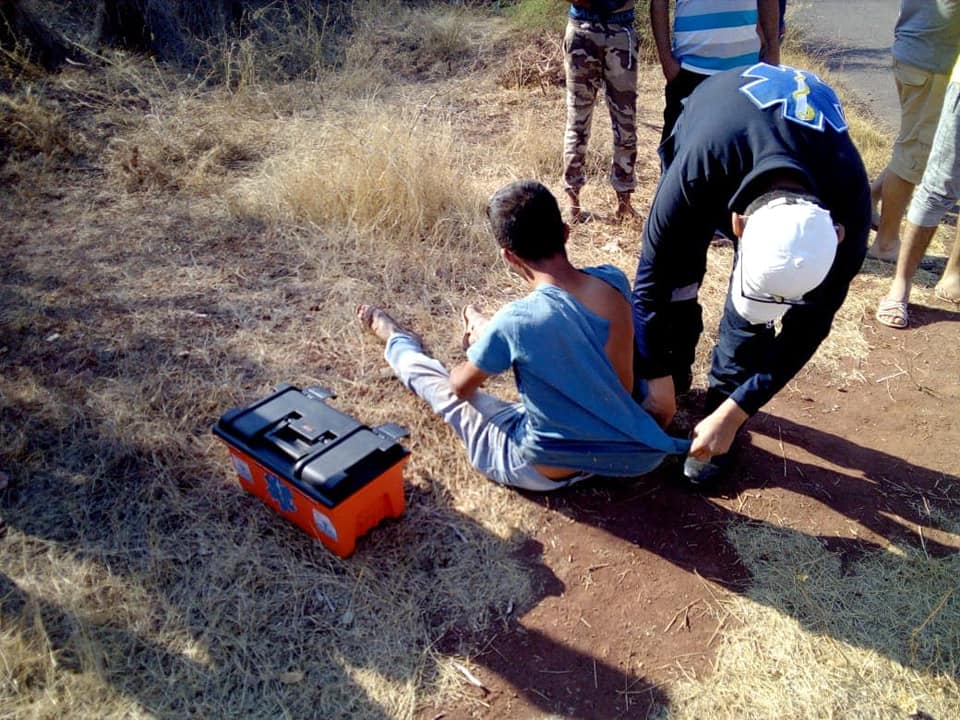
[461,304,489,349]
[356,304,418,344]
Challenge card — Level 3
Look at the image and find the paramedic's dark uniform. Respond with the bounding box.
[632,63,871,415]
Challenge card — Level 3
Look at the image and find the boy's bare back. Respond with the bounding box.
[563,272,635,392]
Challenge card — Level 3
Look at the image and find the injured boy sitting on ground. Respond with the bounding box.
[357,180,689,492]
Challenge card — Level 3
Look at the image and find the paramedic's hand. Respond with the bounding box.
[643,375,676,428]
[689,399,749,460]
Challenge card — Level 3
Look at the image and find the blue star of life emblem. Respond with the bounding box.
[266,473,296,513]
[739,63,847,132]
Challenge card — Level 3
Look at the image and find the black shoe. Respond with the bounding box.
[673,370,693,397]
[681,443,738,490]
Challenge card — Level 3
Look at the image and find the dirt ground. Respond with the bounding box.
[3,8,960,717]
[420,295,960,719]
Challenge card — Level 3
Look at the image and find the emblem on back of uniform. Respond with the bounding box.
[739,63,847,133]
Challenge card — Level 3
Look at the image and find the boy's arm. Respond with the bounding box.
[604,295,635,393]
[449,361,490,399]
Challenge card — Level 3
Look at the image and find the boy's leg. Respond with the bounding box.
[358,307,569,492]
[385,335,570,491]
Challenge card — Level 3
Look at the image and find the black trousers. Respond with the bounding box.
[661,68,708,144]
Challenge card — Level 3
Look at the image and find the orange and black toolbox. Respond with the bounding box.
[213,384,409,557]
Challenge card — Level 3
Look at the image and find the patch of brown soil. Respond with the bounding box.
[421,305,960,719]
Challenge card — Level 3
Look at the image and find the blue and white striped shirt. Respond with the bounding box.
[673,0,762,75]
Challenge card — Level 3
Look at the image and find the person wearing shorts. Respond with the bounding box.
[869,0,959,262]
[876,56,960,328]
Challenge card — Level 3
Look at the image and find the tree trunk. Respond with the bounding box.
[93,0,245,63]
[0,0,70,69]
[94,0,185,61]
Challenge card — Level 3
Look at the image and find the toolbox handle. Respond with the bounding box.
[303,386,336,401]
[265,428,305,460]
[264,418,327,460]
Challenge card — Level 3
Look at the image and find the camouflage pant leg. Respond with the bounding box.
[563,20,604,192]
[563,20,638,194]
[602,24,638,192]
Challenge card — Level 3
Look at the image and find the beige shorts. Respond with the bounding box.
[889,59,951,185]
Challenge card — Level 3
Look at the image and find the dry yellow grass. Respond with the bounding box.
[666,522,960,720]
[2,2,958,719]
[0,7,547,718]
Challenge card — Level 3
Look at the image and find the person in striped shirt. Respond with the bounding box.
[651,0,781,142]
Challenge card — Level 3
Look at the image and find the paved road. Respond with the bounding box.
[792,0,900,130]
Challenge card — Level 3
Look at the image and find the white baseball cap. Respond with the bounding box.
[731,196,838,325]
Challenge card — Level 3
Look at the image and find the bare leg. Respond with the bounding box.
[876,221,936,328]
[885,222,937,303]
[868,170,915,261]
[934,223,960,302]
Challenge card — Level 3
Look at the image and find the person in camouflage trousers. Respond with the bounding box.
[563,1,638,223]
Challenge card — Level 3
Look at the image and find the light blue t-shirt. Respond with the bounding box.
[466,265,690,475]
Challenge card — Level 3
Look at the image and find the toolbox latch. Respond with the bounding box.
[374,423,409,443]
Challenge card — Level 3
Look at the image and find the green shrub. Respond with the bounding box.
[505,1,657,63]
[506,0,567,33]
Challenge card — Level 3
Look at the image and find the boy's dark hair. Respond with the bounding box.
[486,180,566,261]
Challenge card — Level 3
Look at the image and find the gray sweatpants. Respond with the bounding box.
[384,332,590,492]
